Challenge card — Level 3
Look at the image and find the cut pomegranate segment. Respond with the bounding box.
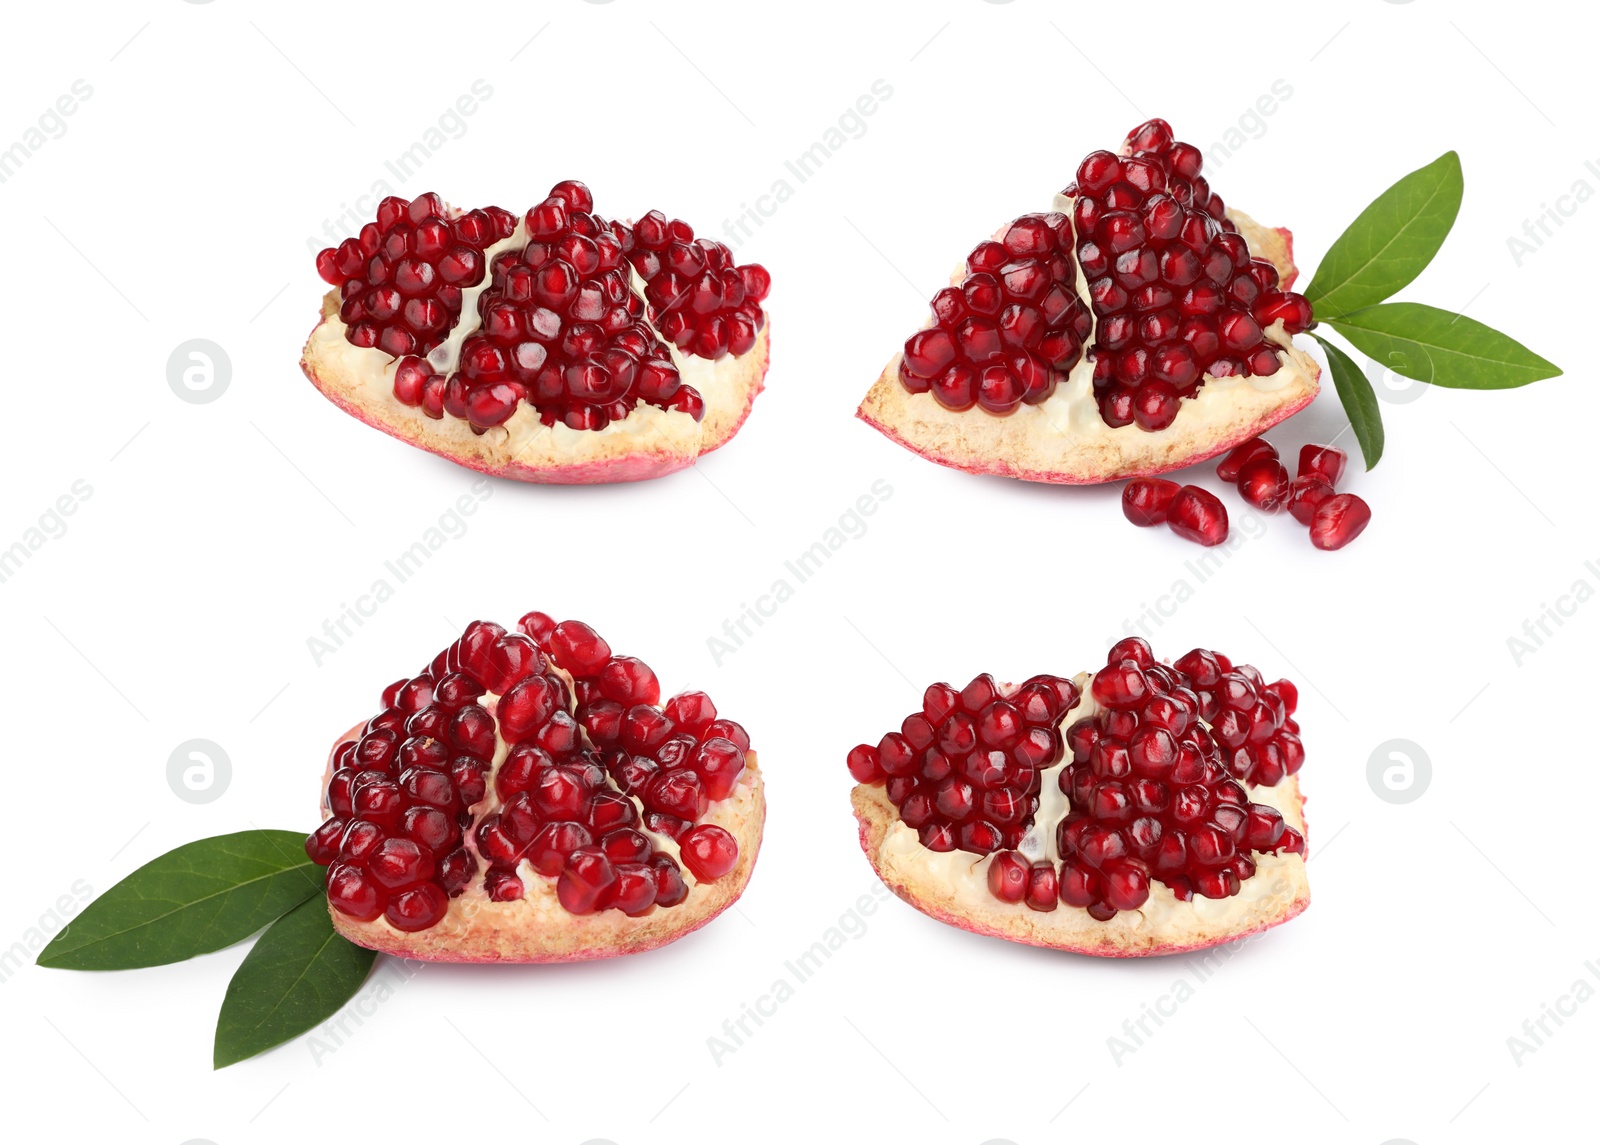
[859,119,1321,484]
[848,638,1309,956]
[302,183,772,484]
[306,614,764,962]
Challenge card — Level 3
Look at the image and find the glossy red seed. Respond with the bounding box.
[1310,494,1372,550]
[1167,486,1229,546]
[1215,437,1277,481]
[1236,457,1290,512]
[1298,444,1347,487]
[679,824,739,881]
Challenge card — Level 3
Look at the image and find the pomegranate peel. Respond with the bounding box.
[858,209,1319,485]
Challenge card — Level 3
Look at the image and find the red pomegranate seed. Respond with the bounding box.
[1236,457,1290,512]
[1215,436,1277,481]
[1122,477,1181,526]
[1166,486,1229,546]
[1297,444,1347,487]
[1309,494,1371,550]
[1286,475,1334,525]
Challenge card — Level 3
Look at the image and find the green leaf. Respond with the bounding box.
[1311,334,1385,471]
[1305,151,1463,319]
[1326,302,1562,390]
[214,895,377,1069]
[37,830,323,970]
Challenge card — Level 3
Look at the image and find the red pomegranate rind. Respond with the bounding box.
[301,182,772,484]
[847,640,1309,957]
[307,615,764,962]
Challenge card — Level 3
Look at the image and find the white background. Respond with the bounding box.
[1,1,1594,1142]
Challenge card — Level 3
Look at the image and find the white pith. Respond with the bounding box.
[856,671,1310,954]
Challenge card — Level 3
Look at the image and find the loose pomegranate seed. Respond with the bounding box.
[307,614,753,932]
[1286,475,1334,525]
[1309,494,1371,550]
[1215,436,1277,481]
[1297,444,1347,487]
[1122,477,1181,526]
[1063,123,1313,431]
[1236,456,1291,512]
[898,213,1091,414]
[1166,486,1229,546]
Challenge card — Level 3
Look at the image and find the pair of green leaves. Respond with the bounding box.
[36,830,376,1068]
[1301,151,1560,469]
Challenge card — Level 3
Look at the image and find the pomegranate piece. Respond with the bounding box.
[1309,493,1372,550]
[1122,477,1181,526]
[858,117,1323,485]
[306,614,764,961]
[1070,120,1314,431]
[896,213,1092,414]
[1166,486,1229,546]
[847,638,1311,956]
[304,182,774,485]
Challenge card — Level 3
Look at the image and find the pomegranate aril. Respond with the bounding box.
[1236,457,1290,512]
[1216,437,1277,481]
[1309,494,1372,551]
[1122,477,1180,526]
[1297,444,1347,486]
[1287,475,1334,526]
[1166,486,1228,546]
[327,865,383,921]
